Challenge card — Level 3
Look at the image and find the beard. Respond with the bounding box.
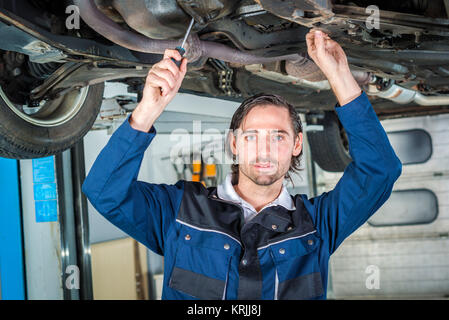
[239,161,287,186]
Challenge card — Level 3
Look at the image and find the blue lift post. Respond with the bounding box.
[0,158,26,300]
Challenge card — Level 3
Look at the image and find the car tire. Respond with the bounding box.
[306,111,352,172]
[0,83,104,159]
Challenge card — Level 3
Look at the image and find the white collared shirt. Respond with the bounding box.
[216,172,296,224]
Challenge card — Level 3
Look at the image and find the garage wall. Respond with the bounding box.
[320,113,449,299]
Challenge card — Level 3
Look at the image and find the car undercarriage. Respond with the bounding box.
[0,0,449,165]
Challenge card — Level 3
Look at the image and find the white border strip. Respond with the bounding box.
[257,230,317,251]
[176,219,243,247]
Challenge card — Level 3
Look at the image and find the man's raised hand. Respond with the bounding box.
[130,49,188,132]
[306,29,350,80]
[305,29,362,106]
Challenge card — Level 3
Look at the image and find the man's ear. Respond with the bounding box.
[229,130,238,157]
[292,132,303,156]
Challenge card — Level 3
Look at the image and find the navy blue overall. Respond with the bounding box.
[82,92,402,299]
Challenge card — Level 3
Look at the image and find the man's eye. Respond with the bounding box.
[245,135,256,141]
[273,135,283,141]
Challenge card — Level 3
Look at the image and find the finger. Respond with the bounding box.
[163,48,182,62]
[306,31,329,51]
[146,73,171,96]
[305,32,316,55]
[152,66,177,89]
[310,28,330,36]
[324,39,337,51]
[308,30,331,47]
[325,40,346,57]
[325,38,338,47]
[306,32,315,44]
[179,58,188,77]
[158,58,181,79]
[305,32,314,49]
[336,46,349,64]
[314,30,325,56]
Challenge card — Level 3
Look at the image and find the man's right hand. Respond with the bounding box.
[130,49,188,132]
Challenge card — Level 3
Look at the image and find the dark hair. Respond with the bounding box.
[226,93,304,184]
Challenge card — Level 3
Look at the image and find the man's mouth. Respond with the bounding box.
[253,162,275,170]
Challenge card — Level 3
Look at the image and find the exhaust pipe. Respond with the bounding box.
[367,78,449,106]
[72,0,304,65]
[285,56,373,86]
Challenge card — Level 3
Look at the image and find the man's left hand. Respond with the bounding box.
[306,29,362,106]
[306,29,350,78]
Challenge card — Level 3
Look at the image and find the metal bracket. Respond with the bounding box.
[30,62,149,102]
[254,0,334,28]
[30,62,84,100]
[209,59,241,98]
[176,0,230,26]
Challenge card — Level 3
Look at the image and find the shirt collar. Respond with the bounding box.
[216,172,296,212]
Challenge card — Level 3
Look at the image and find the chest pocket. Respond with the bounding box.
[168,224,239,300]
[269,232,324,300]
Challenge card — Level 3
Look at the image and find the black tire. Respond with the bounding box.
[306,111,352,172]
[0,83,104,159]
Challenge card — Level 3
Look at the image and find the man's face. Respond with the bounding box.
[230,105,303,186]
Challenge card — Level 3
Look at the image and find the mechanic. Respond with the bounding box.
[82,30,402,300]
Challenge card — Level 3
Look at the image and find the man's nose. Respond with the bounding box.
[257,135,271,159]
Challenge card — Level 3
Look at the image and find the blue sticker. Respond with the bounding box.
[32,157,55,183]
[35,200,58,223]
[32,156,58,222]
[33,183,57,201]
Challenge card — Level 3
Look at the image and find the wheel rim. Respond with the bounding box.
[0,85,90,127]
